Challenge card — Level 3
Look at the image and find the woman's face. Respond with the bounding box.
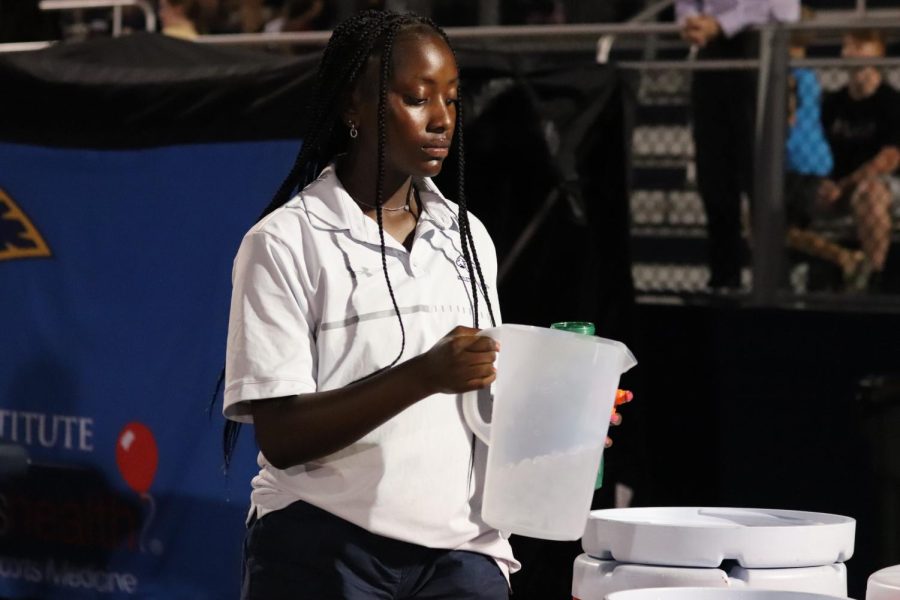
[349,31,459,180]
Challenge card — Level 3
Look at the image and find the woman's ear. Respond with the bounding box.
[341,76,366,129]
[342,59,379,130]
[342,102,359,130]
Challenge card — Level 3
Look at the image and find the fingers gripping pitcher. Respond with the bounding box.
[462,324,636,541]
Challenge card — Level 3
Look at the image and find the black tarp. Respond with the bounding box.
[0,33,318,147]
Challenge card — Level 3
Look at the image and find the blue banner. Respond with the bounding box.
[0,140,300,599]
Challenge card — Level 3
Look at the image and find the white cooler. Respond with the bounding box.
[574,507,856,600]
[606,589,853,600]
[866,565,900,600]
[573,555,848,600]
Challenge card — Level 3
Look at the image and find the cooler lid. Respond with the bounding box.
[572,555,847,600]
[573,554,730,600]
[866,565,900,600]
[582,507,855,568]
[605,589,850,600]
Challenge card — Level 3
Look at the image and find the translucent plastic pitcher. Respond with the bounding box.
[462,324,636,541]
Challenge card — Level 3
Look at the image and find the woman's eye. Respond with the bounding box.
[447,98,460,106]
[404,95,427,106]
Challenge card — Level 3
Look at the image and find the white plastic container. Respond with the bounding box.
[730,564,846,596]
[605,588,852,600]
[461,324,636,540]
[583,507,855,568]
[572,554,848,600]
[866,565,900,600]
[573,554,730,600]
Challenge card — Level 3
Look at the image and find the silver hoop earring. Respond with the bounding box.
[349,122,358,139]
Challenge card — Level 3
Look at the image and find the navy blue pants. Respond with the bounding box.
[242,500,509,600]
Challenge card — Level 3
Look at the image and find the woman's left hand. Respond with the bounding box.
[605,389,633,448]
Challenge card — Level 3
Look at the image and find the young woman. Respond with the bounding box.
[223,10,514,599]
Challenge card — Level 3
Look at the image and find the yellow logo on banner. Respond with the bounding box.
[1,188,52,261]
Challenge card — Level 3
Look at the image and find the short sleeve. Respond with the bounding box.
[223,230,318,423]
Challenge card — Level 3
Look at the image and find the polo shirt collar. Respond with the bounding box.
[289,163,458,244]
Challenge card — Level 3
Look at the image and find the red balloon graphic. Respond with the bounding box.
[115,422,158,494]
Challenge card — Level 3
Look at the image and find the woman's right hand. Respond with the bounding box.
[418,326,498,395]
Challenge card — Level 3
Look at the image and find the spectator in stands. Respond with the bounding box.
[676,0,800,291]
[782,11,871,290]
[818,29,900,289]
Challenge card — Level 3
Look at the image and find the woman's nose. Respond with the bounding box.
[428,100,454,133]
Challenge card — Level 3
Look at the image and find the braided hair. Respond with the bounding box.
[218,10,496,468]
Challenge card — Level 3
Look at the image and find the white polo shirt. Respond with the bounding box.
[224,164,518,577]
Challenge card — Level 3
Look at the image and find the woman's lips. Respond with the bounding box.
[422,146,449,158]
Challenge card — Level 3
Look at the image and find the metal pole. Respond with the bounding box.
[39,0,156,32]
[857,0,867,17]
[0,41,55,53]
[112,5,122,37]
[192,18,900,50]
[751,24,789,305]
[195,23,684,48]
[755,27,771,139]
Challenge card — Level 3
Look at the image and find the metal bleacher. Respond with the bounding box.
[621,25,900,297]
[627,66,713,294]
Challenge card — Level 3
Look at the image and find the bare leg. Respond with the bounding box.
[851,177,892,271]
[786,227,863,275]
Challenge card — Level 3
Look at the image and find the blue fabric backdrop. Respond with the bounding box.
[0,140,300,599]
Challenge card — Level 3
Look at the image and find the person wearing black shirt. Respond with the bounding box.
[820,29,900,282]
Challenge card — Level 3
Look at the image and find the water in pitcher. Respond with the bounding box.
[485,442,604,538]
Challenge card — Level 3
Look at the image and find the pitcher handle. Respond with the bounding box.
[461,386,493,445]
[460,326,502,445]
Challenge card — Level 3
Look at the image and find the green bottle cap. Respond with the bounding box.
[550,321,596,336]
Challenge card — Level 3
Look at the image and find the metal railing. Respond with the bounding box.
[0,0,156,53]
[39,0,156,35]
[193,22,685,49]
